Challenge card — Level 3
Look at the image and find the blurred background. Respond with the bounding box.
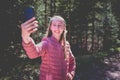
[0,0,120,80]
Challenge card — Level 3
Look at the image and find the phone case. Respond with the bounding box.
[24,6,35,21]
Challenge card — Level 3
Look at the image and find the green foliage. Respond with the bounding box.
[117,47,120,52]
[93,51,108,59]
[0,0,120,80]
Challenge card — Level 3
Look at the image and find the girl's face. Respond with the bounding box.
[50,20,65,38]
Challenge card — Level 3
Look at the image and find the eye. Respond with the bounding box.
[58,25,61,27]
[52,23,56,27]
[59,24,64,28]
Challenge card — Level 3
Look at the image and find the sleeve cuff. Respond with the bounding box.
[22,38,34,47]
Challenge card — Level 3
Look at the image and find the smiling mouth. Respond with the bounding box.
[54,30,60,34]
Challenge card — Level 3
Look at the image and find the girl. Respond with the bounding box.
[21,15,76,80]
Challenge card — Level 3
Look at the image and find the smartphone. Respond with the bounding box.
[23,6,35,22]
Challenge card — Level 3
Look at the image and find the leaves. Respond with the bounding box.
[0,0,120,79]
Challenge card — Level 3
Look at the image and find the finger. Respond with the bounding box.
[20,17,36,29]
[24,17,36,25]
[26,24,38,31]
[25,20,38,30]
[66,45,70,49]
[22,21,38,31]
[29,28,38,33]
[26,20,38,28]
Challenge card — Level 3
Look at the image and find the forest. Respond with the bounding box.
[0,0,120,80]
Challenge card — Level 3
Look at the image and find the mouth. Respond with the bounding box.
[54,30,60,34]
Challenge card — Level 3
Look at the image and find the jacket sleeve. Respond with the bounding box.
[68,48,76,79]
[22,37,48,59]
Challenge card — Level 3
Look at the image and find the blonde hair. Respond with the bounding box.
[45,15,68,59]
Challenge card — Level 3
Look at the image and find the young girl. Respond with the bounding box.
[21,15,76,80]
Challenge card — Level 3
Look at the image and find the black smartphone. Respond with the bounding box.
[23,6,35,22]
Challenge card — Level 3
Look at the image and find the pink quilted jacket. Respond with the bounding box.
[22,36,76,80]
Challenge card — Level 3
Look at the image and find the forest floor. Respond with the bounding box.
[74,52,120,80]
[1,50,120,80]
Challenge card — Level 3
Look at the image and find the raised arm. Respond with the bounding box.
[21,17,47,59]
[22,38,48,59]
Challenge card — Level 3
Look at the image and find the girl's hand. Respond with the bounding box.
[66,73,73,80]
[21,17,38,43]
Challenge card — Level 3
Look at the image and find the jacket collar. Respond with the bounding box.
[49,36,62,46]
